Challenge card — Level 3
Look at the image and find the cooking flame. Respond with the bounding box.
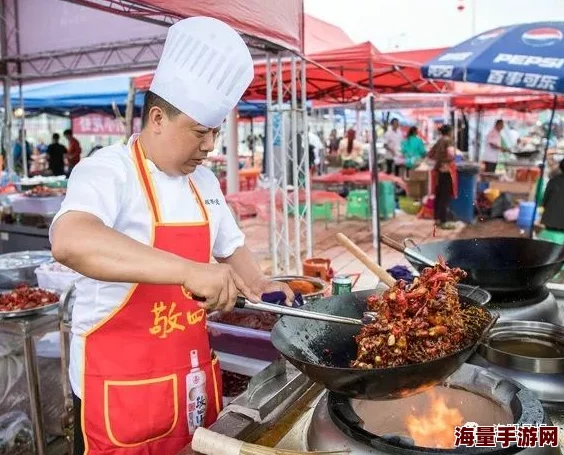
[405,390,464,448]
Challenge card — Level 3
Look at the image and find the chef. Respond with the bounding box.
[49,17,293,455]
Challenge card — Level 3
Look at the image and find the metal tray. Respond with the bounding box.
[0,300,60,319]
[0,287,60,319]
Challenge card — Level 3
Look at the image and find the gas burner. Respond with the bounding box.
[306,364,556,454]
[486,287,559,324]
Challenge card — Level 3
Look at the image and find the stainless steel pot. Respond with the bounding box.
[478,321,564,374]
[271,275,330,303]
[470,321,564,404]
[0,250,53,289]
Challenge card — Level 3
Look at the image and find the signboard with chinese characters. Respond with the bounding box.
[72,114,142,136]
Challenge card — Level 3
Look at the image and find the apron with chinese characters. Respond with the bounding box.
[81,138,222,455]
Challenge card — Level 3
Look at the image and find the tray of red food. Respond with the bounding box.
[23,185,66,198]
[0,284,60,318]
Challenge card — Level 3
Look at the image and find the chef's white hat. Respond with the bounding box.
[150,16,254,128]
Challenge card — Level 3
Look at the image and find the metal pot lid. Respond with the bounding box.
[478,321,564,374]
[0,251,53,271]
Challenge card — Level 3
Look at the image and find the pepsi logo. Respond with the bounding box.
[522,27,563,47]
[471,28,505,45]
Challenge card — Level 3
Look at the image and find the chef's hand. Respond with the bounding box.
[183,263,260,312]
[251,279,295,306]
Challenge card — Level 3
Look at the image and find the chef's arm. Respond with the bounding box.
[51,211,198,285]
[216,245,265,287]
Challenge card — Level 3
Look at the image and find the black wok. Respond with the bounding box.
[403,237,564,292]
[270,286,495,400]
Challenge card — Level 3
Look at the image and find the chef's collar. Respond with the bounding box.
[128,134,180,179]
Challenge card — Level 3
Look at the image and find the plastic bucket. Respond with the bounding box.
[517,202,537,230]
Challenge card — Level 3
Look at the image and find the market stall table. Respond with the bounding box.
[226,189,346,225]
[312,171,407,191]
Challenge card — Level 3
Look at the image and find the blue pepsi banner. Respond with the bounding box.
[422,22,564,94]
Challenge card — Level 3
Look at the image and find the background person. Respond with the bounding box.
[46,133,67,176]
[428,125,458,229]
[383,118,403,175]
[483,119,510,173]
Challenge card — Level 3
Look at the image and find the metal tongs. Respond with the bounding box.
[198,295,376,326]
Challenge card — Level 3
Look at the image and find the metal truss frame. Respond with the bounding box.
[265,51,312,275]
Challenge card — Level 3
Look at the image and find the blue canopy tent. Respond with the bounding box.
[422,21,564,236]
[0,75,267,117]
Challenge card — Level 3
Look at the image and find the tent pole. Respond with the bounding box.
[265,52,277,274]
[369,61,382,265]
[302,57,313,259]
[125,77,135,138]
[2,77,13,176]
[529,95,558,238]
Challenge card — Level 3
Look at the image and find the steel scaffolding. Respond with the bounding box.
[265,52,312,275]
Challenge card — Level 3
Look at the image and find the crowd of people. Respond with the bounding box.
[12,129,83,177]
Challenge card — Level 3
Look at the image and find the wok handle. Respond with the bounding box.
[193,294,246,310]
[337,233,396,287]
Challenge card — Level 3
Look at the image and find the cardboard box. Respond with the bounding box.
[408,169,429,182]
[488,181,534,195]
[406,180,427,200]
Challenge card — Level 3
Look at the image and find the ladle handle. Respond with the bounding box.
[380,235,406,253]
[194,294,363,326]
[336,233,396,287]
[381,235,435,268]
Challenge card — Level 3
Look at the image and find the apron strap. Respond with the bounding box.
[132,138,209,224]
[133,139,162,223]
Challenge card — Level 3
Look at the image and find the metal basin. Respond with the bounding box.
[477,321,564,374]
[272,275,330,303]
[0,250,53,289]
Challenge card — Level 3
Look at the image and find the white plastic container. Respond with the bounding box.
[35,267,79,292]
[11,195,64,215]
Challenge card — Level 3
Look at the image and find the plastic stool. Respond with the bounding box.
[538,229,564,245]
[289,203,333,221]
[378,181,395,220]
[346,189,370,219]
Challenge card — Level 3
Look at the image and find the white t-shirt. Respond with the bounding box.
[383,128,403,160]
[484,128,501,163]
[50,135,245,398]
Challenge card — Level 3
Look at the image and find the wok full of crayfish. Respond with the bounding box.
[352,257,490,369]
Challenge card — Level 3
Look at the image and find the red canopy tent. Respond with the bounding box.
[384,47,447,64]
[69,0,304,53]
[303,14,355,54]
[442,82,562,111]
[134,39,448,103]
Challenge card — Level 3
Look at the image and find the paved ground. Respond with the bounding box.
[241,211,522,291]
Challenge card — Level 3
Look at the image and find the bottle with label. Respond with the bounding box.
[186,349,207,435]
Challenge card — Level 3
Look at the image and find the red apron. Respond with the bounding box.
[80,139,222,455]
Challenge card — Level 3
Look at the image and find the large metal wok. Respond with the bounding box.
[396,237,564,293]
[270,286,495,400]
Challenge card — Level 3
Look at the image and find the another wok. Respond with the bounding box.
[270,286,495,400]
[403,238,564,293]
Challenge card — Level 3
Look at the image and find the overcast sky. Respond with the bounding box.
[304,0,564,51]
